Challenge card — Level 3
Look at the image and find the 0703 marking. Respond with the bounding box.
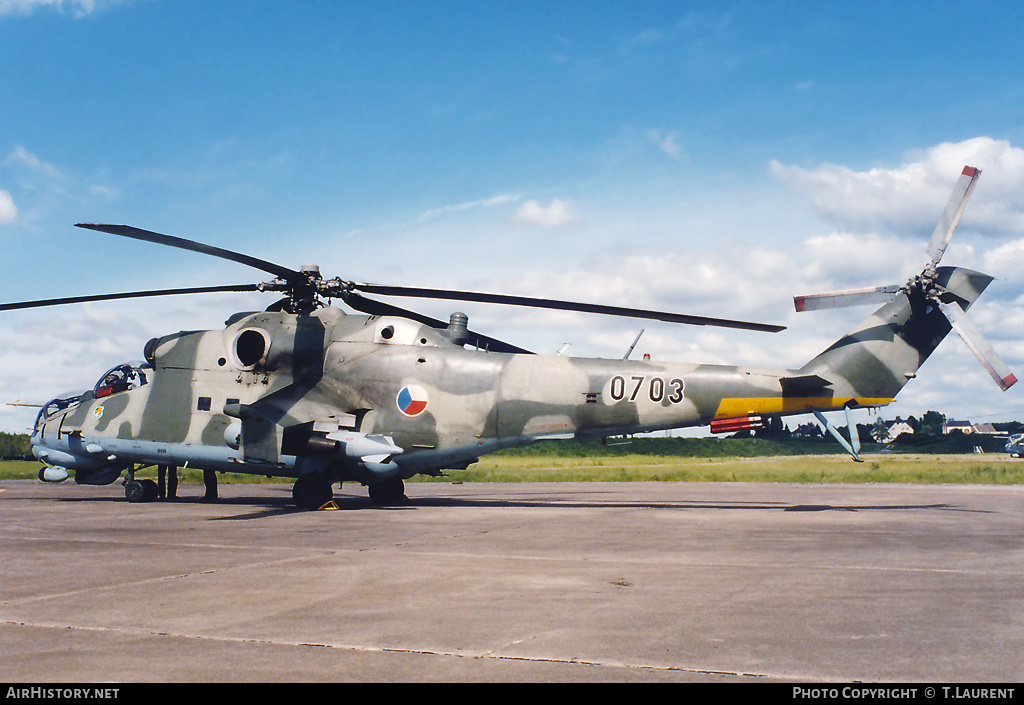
[608,375,684,404]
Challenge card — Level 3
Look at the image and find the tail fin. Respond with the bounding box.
[792,165,1015,401]
[798,266,996,402]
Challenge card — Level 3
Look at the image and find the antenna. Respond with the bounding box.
[623,329,645,359]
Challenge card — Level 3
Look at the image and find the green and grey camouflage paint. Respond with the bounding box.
[30,265,992,500]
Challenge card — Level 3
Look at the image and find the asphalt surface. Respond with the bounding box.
[1,479,1022,683]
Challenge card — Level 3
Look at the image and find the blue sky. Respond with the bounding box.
[2,0,1023,434]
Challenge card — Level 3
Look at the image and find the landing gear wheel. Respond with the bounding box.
[125,479,158,503]
[292,474,334,510]
[368,477,407,506]
[140,479,159,501]
[125,481,144,503]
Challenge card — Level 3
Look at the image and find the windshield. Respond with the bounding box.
[35,391,86,427]
[93,361,151,399]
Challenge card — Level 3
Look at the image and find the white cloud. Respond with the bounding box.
[0,190,16,224]
[983,237,1024,286]
[467,241,797,346]
[513,198,580,228]
[798,231,924,287]
[646,128,685,159]
[0,0,125,17]
[1,145,119,223]
[771,137,1024,236]
[418,193,520,222]
[4,146,60,176]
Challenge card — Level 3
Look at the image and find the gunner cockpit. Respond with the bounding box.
[34,391,85,429]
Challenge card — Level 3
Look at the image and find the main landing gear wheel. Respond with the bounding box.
[368,477,407,506]
[292,474,334,510]
[125,479,158,503]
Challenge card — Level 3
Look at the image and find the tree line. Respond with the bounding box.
[0,432,32,459]
[752,410,1023,442]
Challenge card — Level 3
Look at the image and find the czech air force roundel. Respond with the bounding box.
[397,385,429,416]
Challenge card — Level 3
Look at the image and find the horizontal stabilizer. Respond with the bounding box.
[780,374,833,395]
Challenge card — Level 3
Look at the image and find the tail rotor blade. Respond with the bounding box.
[936,300,1017,391]
[794,285,901,312]
[925,166,982,269]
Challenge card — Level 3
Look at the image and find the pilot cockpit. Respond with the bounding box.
[35,391,86,428]
[93,361,152,399]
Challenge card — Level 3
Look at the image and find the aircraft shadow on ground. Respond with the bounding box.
[53,492,979,521]
[45,484,985,521]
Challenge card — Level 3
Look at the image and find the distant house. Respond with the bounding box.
[944,420,1003,435]
[944,420,974,434]
[792,422,822,438]
[886,419,915,439]
[872,417,915,442]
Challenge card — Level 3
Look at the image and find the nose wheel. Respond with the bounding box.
[124,477,159,503]
[367,477,407,506]
[292,474,335,510]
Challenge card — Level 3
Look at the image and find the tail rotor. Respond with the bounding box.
[793,165,1016,391]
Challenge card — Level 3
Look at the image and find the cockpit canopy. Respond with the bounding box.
[35,361,154,429]
[93,361,151,399]
[36,391,86,427]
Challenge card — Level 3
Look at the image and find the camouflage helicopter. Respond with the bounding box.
[3,166,1016,509]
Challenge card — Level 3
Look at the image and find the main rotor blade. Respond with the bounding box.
[936,300,1017,391]
[925,166,981,269]
[0,284,260,312]
[794,284,901,312]
[76,223,303,281]
[341,291,534,354]
[351,283,786,333]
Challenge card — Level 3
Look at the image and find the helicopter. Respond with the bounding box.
[3,166,1016,509]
